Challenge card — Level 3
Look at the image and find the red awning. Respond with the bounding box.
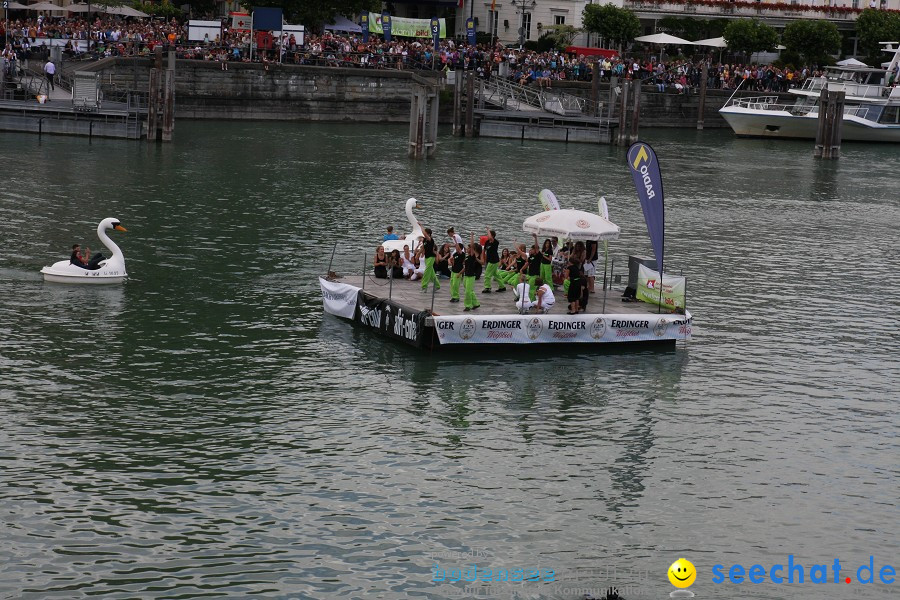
[565,46,619,59]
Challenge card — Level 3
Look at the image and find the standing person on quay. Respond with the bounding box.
[420,228,441,293]
[463,235,484,312]
[43,56,56,93]
[481,228,505,293]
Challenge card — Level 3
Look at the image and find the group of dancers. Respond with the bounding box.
[373,227,598,315]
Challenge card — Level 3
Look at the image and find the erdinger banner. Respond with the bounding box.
[433,313,692,344]
[637,264,685,310]
[355,293,429,348]
[319,277,360,319]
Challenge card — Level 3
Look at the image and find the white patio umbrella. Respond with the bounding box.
[6,1,30,8]
[523,209,620,242]
[104,5,148,16]
[837,57,868,67]
[634,33,695,46]
[25,1,63,10]
[693,36,727,48]
[64,3,91,11]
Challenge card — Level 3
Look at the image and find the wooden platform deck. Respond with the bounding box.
[339,274,665,319]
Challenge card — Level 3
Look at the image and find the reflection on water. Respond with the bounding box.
[0,124,897,600]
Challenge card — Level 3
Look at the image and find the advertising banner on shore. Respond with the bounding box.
[355,293,430,348]
[637,264,685,310]
[319,277,360,319]
[369,13,447,39]
[433,313,691,344]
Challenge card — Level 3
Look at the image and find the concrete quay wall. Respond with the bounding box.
[83,58,786,127]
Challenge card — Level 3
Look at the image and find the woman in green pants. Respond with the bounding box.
[481,228,506,293]
[420,228,440,293]
[463,236,485,311]
[540,238,554,289]
[449,242,465,303]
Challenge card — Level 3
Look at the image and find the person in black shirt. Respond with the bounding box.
[419,228,441,293]
[463,236,484,311]
[527,236,543,302]
[567,256,583,315]
[373,246,388,278]
[449,243,465,303]
[481,228,506,293]
[435,243,452,279]
[540,238,554,288]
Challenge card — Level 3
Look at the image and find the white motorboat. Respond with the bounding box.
[40,218,128,284]
[719,42,900,142]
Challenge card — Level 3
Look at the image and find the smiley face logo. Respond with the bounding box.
[668,558,696,588]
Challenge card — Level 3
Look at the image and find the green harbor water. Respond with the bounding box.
[0,123,897,599]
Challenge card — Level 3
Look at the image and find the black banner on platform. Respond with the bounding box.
[355,293,429,348]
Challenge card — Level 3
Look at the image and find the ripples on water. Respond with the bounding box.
[0,125,897,599]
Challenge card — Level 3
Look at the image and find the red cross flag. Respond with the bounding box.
[230,12,250,32]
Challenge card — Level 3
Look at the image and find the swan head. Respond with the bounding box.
[406,198,421,210]
[99,218,127,233]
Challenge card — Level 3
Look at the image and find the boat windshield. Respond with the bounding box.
[878,105,900,124]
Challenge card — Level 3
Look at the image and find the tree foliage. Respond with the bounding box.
[722,19,778,57]
[242,0,381,31]
[540,24,581,50]
[582,3,640,51]
[855,8,900,60]
[658,16,727,40]
[783,20,841,65]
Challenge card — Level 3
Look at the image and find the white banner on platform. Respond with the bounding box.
[433,312,692,345]
[637,264,686,310]
[319,277,360,319]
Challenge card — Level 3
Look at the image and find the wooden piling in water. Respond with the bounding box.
[408,76,439,159]
[815,88,844,159]
[452,70,463,137]
[617,80,629,146]
[630,79,641,143]
[697,62,708,130]
[465,73,475,138]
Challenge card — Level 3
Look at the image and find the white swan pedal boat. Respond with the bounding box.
[40,218,128,284]
[382,198,424,254]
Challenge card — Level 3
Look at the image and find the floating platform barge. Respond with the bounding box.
[320,275,692,351]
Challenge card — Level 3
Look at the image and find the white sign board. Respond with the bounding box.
[187,20,222,42]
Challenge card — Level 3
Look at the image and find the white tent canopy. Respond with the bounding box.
[325,15,361,33]
[523,209,620,242]
[635,33,695,46]
[693,36,727,48]
[6,1,30,8]
[837,57,868,67]
[23,2,61,10]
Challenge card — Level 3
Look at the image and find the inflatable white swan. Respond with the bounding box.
[40,218,128,284]
[383,198,424,254]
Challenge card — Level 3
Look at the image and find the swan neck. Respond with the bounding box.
[98,225,123,262]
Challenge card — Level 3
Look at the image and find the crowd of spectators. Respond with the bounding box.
[1,14,821,94]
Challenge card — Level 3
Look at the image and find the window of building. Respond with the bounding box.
[523,12,532,40]
[554,15,565,25]
[490,10,499,39]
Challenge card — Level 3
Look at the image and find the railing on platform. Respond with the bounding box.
[480,77,602,117]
